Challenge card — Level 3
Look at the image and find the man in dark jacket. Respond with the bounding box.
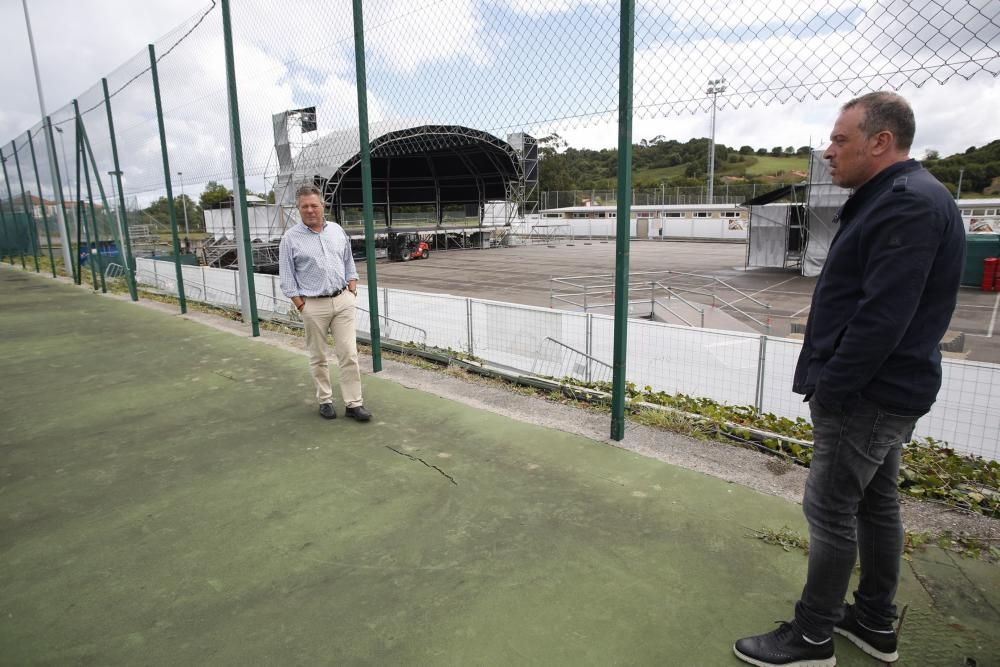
[734,92,965,666]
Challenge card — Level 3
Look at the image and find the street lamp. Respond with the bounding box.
[956,167,965,201]
[706,77,726,205]
[177,170,190,238]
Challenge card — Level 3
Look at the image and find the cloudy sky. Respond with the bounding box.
[2,0,998,201]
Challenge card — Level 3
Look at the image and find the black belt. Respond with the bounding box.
[311,287,346,298]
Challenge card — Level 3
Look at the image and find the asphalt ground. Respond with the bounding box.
[1,266,998,666]
[361,241,1000,362]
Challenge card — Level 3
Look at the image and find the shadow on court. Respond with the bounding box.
[1,267,997,666]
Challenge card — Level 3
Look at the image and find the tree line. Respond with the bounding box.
[138,182,275,233]
[538,134,1000,196]
[921,140,1000,196]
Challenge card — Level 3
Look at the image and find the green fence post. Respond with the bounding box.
[148,43,187,314]
[610,0,635,442]
[351,0,382,371]
[74,101,106,293]
[79,128,123,292]
[12,140,41,273]
[0,168,9,265]
[0,186,9,265]
[220,0,259,336]
[1,148,27,269]
[27,130,57,277]
[46,117,77,283]
[71,115,97,290]
[103,78,139,301]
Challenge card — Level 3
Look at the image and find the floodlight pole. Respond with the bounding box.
[706,78,726,205]
[21,0,74,277]
[610,0,635,442]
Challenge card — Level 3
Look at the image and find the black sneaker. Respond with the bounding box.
[834,604,898,663]
[734,622,835,667]
[345,405,372,422]
[318,403,337,419]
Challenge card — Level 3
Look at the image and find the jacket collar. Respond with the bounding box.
[839,159,920,223]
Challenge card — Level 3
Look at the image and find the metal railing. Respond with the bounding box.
[550,270,772,332]
[532,336,613,385]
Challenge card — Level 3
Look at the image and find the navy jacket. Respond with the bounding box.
[793,159,965,415]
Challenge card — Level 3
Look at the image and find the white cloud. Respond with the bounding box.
[559,75,1000,158]
[2,0,997,206]
[364,0,490,72]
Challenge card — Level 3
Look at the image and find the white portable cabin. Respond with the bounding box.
[957,198,1000,233]
[537,203,748,241]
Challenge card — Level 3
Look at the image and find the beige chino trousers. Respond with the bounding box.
[300,291,363,407]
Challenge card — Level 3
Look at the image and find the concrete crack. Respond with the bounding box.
[386,446,458,485]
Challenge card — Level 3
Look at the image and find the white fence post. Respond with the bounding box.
[466,298,474,356]
[755,335,768,412]
[586,312,593,383]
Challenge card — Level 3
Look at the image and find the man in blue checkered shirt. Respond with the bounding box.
[279,185,371,422]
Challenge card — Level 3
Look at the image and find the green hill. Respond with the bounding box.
[922,140,1000,196]
[539,135,814,192]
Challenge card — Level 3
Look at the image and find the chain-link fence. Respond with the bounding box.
[2,0,998,439]
[4,1,996,260]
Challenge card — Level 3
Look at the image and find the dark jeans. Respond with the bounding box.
[794,395,918,640]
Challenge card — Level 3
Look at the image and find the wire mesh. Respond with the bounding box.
[1,1,997,208]
[130,258,1000,461]
[2,0,998,450]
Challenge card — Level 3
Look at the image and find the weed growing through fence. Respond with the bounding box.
[564,380,999,520]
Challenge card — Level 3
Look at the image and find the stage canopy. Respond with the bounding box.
[273,118,531,225]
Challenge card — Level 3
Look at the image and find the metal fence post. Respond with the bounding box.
[586,312,593,383]
[0,189,9,265]
[11,141,40,272]
[102,78,138,301]
[352,0,383,370]
[45,117,76,282]
[221,0,259,336]
[148,43,187,314]
[1,148,26,269]
[610,0,635,441]
[26,130,56,276]
[755,335,768,412]
[71,121,94,288]
[74,101,106,293]
[466,297,474,356]
[270,272,277,312]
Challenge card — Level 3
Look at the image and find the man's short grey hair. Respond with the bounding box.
[842,91,915,151]
[295,184,324,201]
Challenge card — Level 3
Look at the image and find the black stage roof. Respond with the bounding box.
[322,125,523,210]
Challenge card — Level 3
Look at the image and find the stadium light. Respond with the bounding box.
[706,78,726,205]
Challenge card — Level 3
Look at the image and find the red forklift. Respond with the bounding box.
[387,232,430,261]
